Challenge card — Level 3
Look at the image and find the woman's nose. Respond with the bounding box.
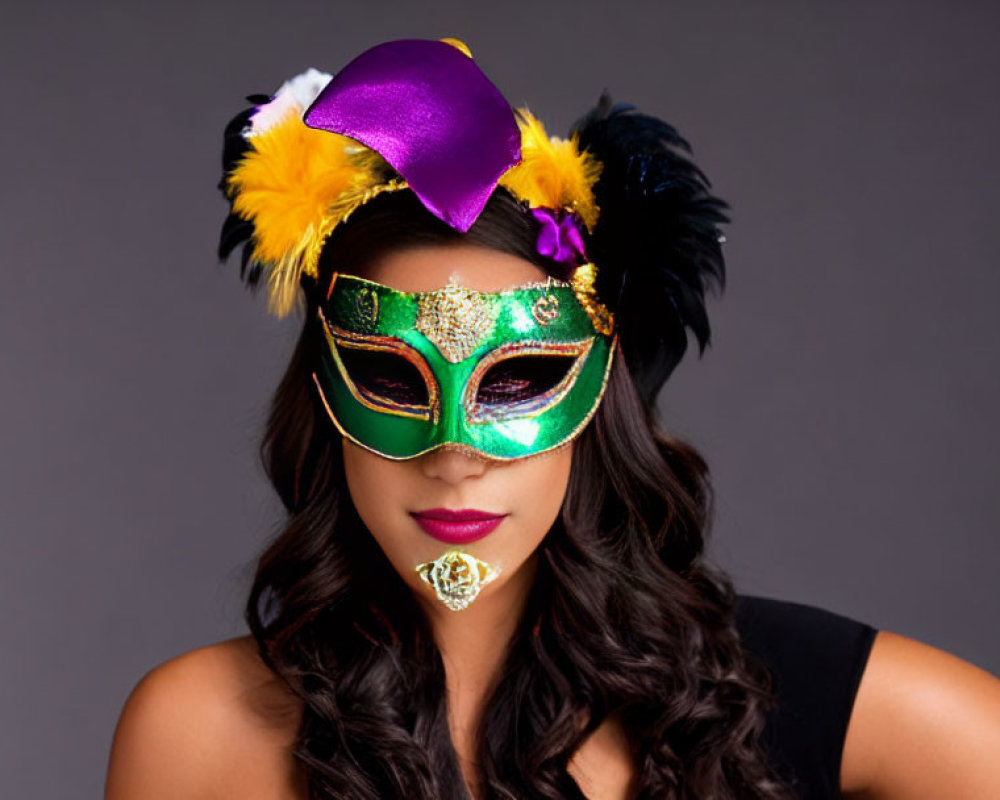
[418,445,489,483]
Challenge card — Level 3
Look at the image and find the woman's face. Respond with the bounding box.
[340,244,573,610]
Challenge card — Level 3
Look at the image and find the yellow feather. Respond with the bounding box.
[227,110,370,315]
[499,109,602,231]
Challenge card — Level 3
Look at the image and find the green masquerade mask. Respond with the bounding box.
[312,273,615,461]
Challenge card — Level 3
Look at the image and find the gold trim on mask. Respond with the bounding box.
[462,338,594,424]
[318,307,441,423]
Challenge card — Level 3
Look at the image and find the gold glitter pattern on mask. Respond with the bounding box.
[415,550,501,611]
[415,284,497,363]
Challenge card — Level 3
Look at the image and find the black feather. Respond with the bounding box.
[571,93,729,407]
[221,106,256,180]
[216,102,264,296]
[241,240,264,287]
[218,213,253,261]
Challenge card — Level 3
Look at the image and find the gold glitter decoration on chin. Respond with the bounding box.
[415,550,502,611]
[416,284,497,363]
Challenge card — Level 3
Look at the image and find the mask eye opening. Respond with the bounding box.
[464,339,594,424]
[318,308,440,423]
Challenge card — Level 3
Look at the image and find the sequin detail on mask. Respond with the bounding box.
[353,285,380,332]
[532,293,560,325]
[415,550,501,611]
[570,263,614,336]
[415,284,497,363]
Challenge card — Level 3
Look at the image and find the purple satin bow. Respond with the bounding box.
[303,40,521,233]
[531,208,587,267]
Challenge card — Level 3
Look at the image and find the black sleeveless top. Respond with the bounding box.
[733,595,878,799]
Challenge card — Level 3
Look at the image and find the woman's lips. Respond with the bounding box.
[410,508,507,544]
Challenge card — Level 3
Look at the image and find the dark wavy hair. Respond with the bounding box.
[241,189,796,799]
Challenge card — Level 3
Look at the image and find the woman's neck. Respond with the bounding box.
[416,552,539,791]
[422,550,536,695]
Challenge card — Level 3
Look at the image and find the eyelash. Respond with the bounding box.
[474,355,577,406]
[320,310,441,422]
[337,347,430,408]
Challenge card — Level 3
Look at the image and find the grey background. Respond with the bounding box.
[2,1,997,797]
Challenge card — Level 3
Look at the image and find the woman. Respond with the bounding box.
[105,39,1000,799]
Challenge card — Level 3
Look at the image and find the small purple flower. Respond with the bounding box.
[531,208,587,270]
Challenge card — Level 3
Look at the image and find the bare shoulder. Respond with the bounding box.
[105,635,305,800]
[841,629,1000,799]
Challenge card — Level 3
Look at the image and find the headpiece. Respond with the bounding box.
[217,38,727,463]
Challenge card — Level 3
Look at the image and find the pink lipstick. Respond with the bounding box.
[410,508,507,544]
